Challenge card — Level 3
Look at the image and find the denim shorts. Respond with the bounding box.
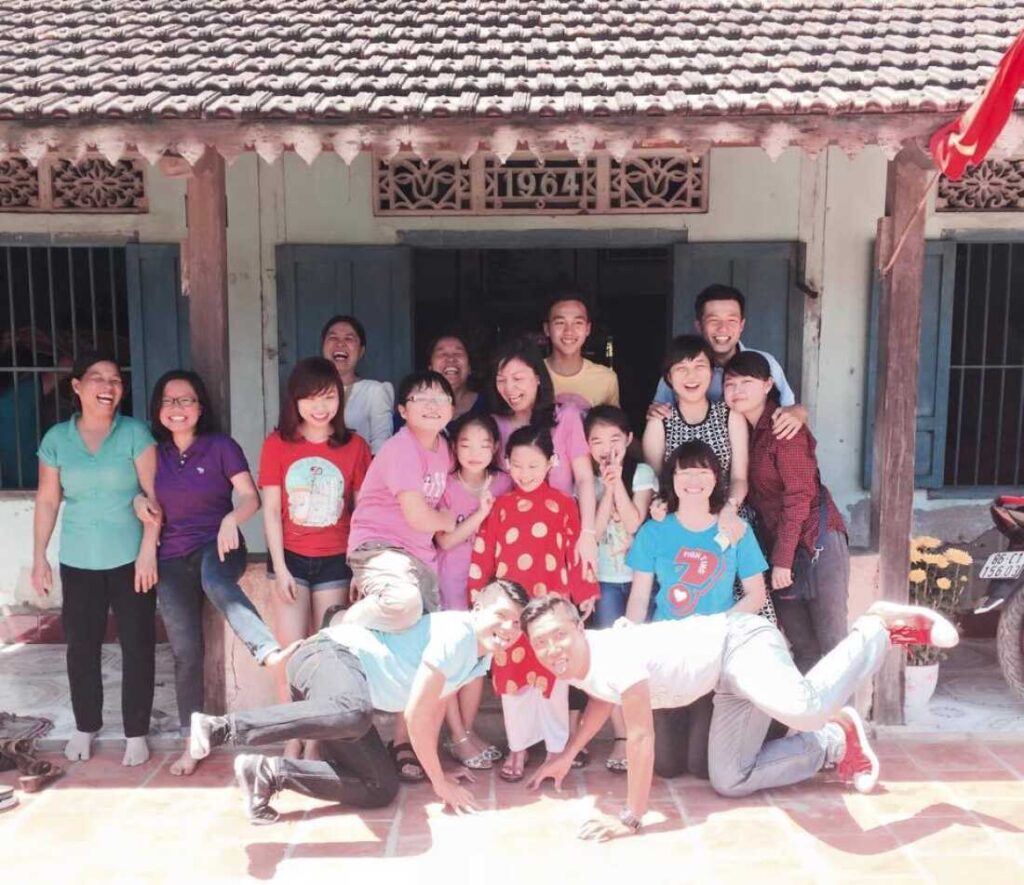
[266,550,352,593]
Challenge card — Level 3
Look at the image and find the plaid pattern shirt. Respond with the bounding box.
[748,405,846,569]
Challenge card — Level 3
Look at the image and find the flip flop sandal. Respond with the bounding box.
[479,743,503,763]
[19,759,64,793]
[498,756,525,783]
[605,738,629,773]
[445,736,492,770]
[387,741,427,783]
[570,748,590,769]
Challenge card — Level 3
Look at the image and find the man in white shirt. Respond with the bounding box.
[524,596,958,841]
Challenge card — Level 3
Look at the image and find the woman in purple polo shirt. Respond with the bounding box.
[143,370,287,776]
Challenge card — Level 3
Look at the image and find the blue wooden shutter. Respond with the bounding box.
[275,245,412,413]
[125,243,188,420]
[862,240,956,489]
[672,241,805,397]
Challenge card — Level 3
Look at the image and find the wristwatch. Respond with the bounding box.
[618,808,643,832]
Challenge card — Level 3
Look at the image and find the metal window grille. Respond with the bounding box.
[0,245,131,489]
[945,242,1024,487]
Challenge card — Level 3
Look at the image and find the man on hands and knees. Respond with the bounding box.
[190,579,528,823]
[525,595,958,841]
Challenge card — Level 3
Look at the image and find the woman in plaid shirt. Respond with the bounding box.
[723,351,849,674]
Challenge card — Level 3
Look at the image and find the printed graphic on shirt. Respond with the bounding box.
[284,457,345,527]
[665,547,725,617]
[422,471,447,507]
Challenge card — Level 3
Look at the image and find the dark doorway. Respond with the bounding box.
[412,247,672,430]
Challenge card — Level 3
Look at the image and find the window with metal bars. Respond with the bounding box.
[945,241,1024,488]
[0,245,131,490]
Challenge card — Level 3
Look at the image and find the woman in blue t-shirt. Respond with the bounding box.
[625,439,768,780]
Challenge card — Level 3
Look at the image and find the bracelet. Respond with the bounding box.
[618,808,643,832]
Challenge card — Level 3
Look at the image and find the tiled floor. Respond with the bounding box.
[2,741,1023,884]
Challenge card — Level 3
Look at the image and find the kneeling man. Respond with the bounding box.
[525,597,958,840]
[191,579,528,823]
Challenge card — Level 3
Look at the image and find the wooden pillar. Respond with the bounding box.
[869,145,932,724]
[186,147,230,714]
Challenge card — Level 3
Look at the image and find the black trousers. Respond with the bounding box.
[230,635,398,809]
[60,562,156,737]
[652,692,714,780]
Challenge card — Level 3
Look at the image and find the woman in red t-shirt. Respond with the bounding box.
[259,358,371,755]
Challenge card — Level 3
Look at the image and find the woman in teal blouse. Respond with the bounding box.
[32,352,162,767]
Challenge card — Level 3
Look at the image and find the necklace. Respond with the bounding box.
[457,471,487,493]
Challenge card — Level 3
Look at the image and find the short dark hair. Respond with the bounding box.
[149,370,220,444]
[694,284,746,320]
[320,314,367,348]
[448,411,502,474]
[279,357,351,447]
[723,350,771,381]
[477,578,530,609]
[545,289,591,323]
[660,440,726,514]
[69,350,121,411]
[506,423,554,460]
[520,595,581,635]
[489,337,556,429]
[396,369,455,407]
[663,335,716,385]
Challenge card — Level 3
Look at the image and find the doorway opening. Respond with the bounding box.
[412,246,672,430]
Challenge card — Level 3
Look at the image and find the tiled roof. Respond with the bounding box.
[0,1,1020,122]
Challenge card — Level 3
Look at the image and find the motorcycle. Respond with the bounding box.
[975,495,1024,701]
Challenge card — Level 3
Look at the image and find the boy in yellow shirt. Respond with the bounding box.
[543,293,620,408]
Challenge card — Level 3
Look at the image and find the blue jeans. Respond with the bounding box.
[595,580,655,628]
[157,541,279,731]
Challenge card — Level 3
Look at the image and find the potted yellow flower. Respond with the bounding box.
[905,537,972,718]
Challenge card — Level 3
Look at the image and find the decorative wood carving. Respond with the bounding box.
[936,159,1024,212]
[375,149,707,215]
[0,156,147,212]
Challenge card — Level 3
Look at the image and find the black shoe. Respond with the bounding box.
[233,754,280,825]
[189,712,231,760]
[321,604,346,631]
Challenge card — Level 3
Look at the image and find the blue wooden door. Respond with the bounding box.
[275,245,412,406]
[125,243,188,419]
[672,242,805,397]
[862,240,957,489]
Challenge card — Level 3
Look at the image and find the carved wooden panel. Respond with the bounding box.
[936,160,1024,212]
[375,149,708,215]
[0,156,147,213]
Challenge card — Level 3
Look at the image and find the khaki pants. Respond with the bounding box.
[342,543,440,633]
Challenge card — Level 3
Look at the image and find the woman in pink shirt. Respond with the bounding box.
[489,337,598,577]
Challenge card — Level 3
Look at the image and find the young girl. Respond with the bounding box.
[434,413,512,769]
[724,350,849,673]
[626,440,768,780]
[584,405,658,772]
[259,357,372,757]
[467,425,599,782]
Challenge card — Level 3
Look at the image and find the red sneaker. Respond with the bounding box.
[833,707,879,794]
[867,602,959,649]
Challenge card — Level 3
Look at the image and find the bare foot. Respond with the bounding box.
[499,750,526,782]
[302,740,322,761]
[122,736,150,767]
[170,746,200,776]
[263,640,302,668]
[283,739,302,760]
[64,730,95,762]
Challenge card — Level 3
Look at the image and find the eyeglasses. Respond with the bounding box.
[406,394,452,406]
[160,396,199,408]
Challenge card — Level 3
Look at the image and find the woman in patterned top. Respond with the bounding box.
[642,335,750,520]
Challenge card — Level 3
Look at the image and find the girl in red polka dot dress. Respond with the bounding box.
[467,425,598,781]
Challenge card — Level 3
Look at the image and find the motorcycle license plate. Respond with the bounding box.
[979,551,1024,580]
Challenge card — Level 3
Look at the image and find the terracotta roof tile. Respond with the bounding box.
[0,0,1018,122]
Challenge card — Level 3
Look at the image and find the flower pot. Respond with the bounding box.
[904,662,940,720]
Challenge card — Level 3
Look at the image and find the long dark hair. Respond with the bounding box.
[278,357,351,447]
[149,370,219,444]
[583,404,638,491]
[490,337,556,430]
[660,440,726,514]
[448,411,502,475]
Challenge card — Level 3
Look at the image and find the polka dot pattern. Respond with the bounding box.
[468,563,483,580]
[517,553,533,570]
[510,646,526,664]
[473,537,486,554]
[517,499,533,512]
[531,522,548,538]
[545,553,557,572]
[506,527,519,544]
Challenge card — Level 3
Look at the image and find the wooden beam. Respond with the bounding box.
[869,144,932,725]
[186,146,230,714]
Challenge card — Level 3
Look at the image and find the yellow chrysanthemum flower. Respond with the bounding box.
[936,577,952,590]
[933,555,949,569]
[945,548,973,566]
[915,536,942,550]
[909,568,927,584]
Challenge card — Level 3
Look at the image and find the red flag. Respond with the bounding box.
[930,28,1024,181]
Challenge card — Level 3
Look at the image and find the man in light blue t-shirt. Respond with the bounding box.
[651,284,808,440]
[190,580,528,824]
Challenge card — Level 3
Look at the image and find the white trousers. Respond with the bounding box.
[500,681,569,753]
